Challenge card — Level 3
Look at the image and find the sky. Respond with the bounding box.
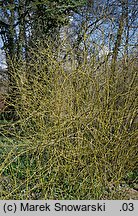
[0,50,7,69]
[0,49,7,69]
[0,36,7,69]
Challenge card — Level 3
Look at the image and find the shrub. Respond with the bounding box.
[0,41,137,199]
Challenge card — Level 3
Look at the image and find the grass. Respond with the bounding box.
[0,42,137,199]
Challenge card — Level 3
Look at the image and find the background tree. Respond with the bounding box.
[0,0,86,119]
[65,0,137,66]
